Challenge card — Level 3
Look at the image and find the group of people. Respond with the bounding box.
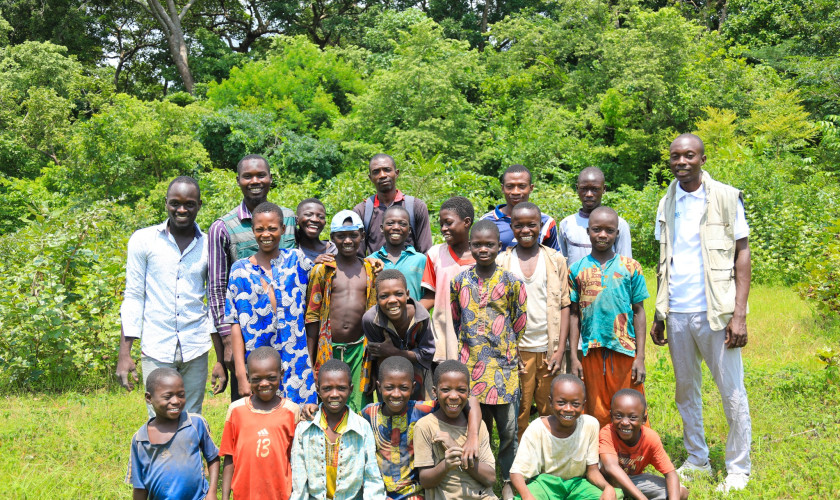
[119,133,753,500]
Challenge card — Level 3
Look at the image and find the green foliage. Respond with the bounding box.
[198,107,278,171]
[0,176,54,234]
[268,130,344,179]
[799,220,840,315]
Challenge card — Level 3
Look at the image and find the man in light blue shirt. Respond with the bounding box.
[116,176,225,416]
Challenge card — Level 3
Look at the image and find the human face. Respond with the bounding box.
[587,211,618,252]
[318,370,352,415]
[576,175,605,213]
[610,395,646,445]
[501,172,534,208]
[377,278,409,320]
[549,380,585,429]
[378,371,414,415]
[435,371,470,419]
[146,376,186,422]
[469,229,500,266]
[253,211,284,254]
[297,202,326,240]
[511,209,541,249]
[369,158,399,194]
[237,159,272,204]
[330,227,363,256]
[165,182,201,231]
[669,136,706,192]
[439,209,471,246]
[381,212,410,247]
[248,357,282,403]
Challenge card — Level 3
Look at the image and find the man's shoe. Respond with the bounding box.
[676,460,713,481]
[716,473,750,493]
[501,481,515,500]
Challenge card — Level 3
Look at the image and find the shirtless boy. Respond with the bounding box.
[306,210,379,412]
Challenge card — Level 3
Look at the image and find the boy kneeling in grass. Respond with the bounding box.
[127,368,220,500]
[415,360,499,500]
[510,374,617,500]
[291,359,386,500]
[362,355,483,499]
[599,390,688,500]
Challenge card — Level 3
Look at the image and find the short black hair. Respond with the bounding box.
[500,164,532,184]
[550,373,586,396]
[673,133,705,155]
[611,388,647,411]
[145,367,182,395]
[440,196,474,222]
[379,356,414,381]
[297,197,325,214]
[236,154,270,175]
[577,166,605,185]
[318,358,352,384]
[375,268,408,291]
[252,202,286,223]
[369,153,396,170]
[511,201,541,220]
[589,205,618,224]
[167,176,200,198]
[433,359,470,387]
[470,219,500,240]
[247,346,283,372]
[383,204,410,221]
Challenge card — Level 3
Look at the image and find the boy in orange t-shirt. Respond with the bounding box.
[599,389,688,500]
[220,347,309,500]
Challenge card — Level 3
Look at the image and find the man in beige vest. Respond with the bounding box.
[650,134,752,493]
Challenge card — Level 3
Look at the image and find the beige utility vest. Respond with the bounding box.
[655,171,745,331]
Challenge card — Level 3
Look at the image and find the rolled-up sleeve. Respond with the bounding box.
[120,232,147,339]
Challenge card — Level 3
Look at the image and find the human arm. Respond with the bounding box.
[118,232,146,391]
[665,471,684,500]
[510,472,536,500]
[601,452,647,500]
[586,463,617,500]
[304,265,325,361]
[290,426,309,500]
[420,289,435,311]
[207,221,233,366]
[205,457,220,500]
[726,237,750,348]
[231,324,251,397]
[362,427,388,499]
[546,305,570,376]
[461,396,482,468]
[221,456,234,500]
[420,255,437,311]
[569,303,583,378]
[116,327,139,391]
[617,218,633,259]
[631,301,646,385]
[210,331,227,394]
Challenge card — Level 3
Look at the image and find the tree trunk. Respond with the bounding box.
[135,0,197,93]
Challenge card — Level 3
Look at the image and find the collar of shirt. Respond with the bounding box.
[468,264,504,283]
[237,200,253,221]
[373,189,405,208]
[675,181,705,201]
[307,407,367,436]
[135,412,193,443]
[582,252,620,270]
[373,297,429,334]
[492,204,510,221]
[372,245,420,260]
[578,209,590,219]
[158,220,203,241]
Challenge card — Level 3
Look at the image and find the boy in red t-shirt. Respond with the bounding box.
[599,389,689,500]
[220,347,305,500]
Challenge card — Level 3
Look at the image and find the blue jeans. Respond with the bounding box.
[480,401,519,481]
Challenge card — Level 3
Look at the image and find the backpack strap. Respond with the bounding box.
[404,195,416,233]
[363,196,375,235]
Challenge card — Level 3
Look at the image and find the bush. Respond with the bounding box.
[799,219,840,314]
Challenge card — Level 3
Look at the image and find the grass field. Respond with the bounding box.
[1,279,838,499]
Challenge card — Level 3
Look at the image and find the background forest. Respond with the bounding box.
[0,0,838,388]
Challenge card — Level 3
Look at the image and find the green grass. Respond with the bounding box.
[1,280,838,498]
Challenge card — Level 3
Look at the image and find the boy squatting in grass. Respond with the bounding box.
[419,196,476,362]
[306,210,380,412]
[225,202,318,407]
[363,269,435,399]
[220,347,304,500]
[451,219,527,499]
[599,389,689,500]
[415,360,499,500]
[510,374,618,500]
[361,355,484,500]
[291,358,386,499]
[368,205,428,306]
[497,202,572,442]
[127,368,220,500]
[568,206,649,428]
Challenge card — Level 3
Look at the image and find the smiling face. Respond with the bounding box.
[297,202,326,240]
[669,135,706,192]
[146,376,186,422]
[165,182,201,232]
[252,211,284,255]
[439,209,471,246]
[378,370,414,415]
[369,158,399,194]
[331,227,364,257]
[318,370,352,416]
[511,208,541,249]
[549,379,585,430]
[610,394,646,445]
[469,228,500,266]
[501,171,534,208]
[382,211,410,248]
[576,174,605,213]
[587,209,619,253]
[237,159,272,205]
[248,357,282,403]
[435,371,470,419]
[377,278,409,320]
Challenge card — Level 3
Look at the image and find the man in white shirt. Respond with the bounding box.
[650,134,752,493]
[116,176,225,416]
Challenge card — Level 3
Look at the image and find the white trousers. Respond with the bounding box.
[667,312,752,474]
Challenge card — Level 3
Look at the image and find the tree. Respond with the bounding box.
[132,0,197,93]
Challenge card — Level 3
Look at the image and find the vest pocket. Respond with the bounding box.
[706,238,734,273]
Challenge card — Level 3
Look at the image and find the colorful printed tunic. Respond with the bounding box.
[450,266,527,404]
[361,400,437,500]
[569,254,650,357]
[305,259,378,393]
[224,249,316,405]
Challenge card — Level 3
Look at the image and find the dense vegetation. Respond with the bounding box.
[0,0,838,387]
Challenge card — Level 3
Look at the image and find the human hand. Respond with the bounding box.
[300,403,319,421]
[211,362,227,394]
[544,351,564,376]
[443,446,464,470]
[368,341,400,359]
[314,253,335,265]
[631,357,646,385]
[570,358,584,379]
[366,257,385,274]
[221,335,234,369]
[725,315,748,348]
[237,375,252,397]
[116,355,138,391]
[518,360,527,375]
[461,432,479,470]
[599,486,617,500]
[649,320,667,346]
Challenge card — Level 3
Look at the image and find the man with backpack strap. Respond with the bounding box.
[353,154,433,256]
